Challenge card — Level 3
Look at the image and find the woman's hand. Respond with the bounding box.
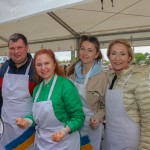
[51,126,71,142]
[51,128,67,142]
[16,118,29,129]
[90,117,99,128]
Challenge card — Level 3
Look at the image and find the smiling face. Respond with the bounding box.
[9,39,28,68]
[35,54,56,80]
[109,43,131,75]
[79,41,99,66]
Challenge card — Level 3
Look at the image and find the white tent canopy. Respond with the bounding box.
[0,0,150,56]
[0,0,92,23]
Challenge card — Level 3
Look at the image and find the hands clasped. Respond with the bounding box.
[51,128,68,142]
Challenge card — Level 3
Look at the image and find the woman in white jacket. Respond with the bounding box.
[104,38,150,150]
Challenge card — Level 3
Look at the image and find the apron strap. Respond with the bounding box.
[81,63,94,101]
[34,82,43,103]
[34,74,58,103]
[25,59,32,75]
[5,59,32,75]
[48,74,57,100]
[6,66,9,73]
[83,62,94,87]
[110,73,133,90]
[121,73,133,88]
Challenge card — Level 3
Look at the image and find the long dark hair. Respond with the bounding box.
[67,35,102,76]
[79,35,102,60]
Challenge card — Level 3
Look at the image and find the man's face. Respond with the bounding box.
[9,39,28,67]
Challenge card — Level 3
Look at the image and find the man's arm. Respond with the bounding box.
[0,89,3,116]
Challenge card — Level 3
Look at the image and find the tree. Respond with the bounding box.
[134,53,146,64]
[103,60,110,65]
[145,58,150,65]
[145,53,150,65]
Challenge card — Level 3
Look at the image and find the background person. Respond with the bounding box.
[64,64,70,75]
[16,49,85,150]
[67,35,107,150]
[0,33,37,149]
[104,38,150,150]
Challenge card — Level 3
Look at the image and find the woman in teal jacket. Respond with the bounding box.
[16,49,85,150]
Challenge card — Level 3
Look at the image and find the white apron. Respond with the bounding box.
[0,61,35,150]
[74,69,103,150]
[104,74,140,150]
[33,75,80,150]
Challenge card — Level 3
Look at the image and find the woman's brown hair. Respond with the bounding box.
[80,35,102,60]
[67,35,103,76]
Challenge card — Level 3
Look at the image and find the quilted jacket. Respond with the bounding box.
[106,65,150,150]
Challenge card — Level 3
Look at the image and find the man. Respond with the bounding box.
[0,33,37,149]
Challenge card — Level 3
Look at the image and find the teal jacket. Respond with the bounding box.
[26,75,85,133]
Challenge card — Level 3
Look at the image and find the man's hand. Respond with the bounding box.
[16,118,29,129]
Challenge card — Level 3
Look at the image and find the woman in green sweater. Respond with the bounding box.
[16,49,85,150]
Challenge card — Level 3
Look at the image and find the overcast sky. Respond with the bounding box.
[55,51,71,61]
[55,46,150,61]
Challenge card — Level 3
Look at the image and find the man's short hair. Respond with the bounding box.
[8,33,28,46]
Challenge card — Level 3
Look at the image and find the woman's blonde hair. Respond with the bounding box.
[107,38,134,63]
